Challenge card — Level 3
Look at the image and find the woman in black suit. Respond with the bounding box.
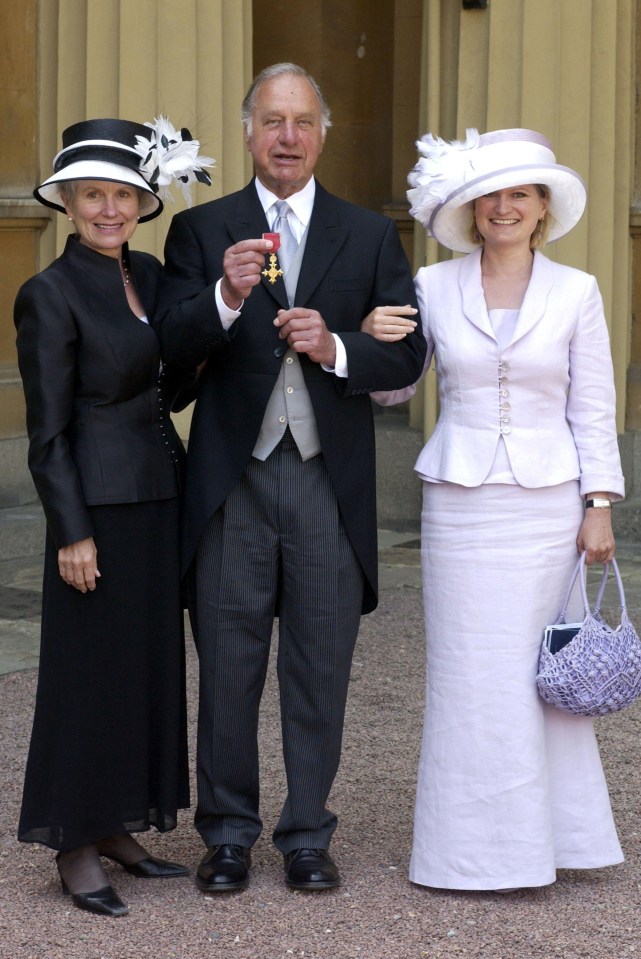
[14,118,211,916]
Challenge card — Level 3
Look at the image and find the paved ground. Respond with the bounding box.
[1,509,641,958]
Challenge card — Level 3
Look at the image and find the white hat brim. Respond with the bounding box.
[34,160,162,223]
[429,163,586,253]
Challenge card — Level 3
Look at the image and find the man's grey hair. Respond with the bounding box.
[241,63,332,137]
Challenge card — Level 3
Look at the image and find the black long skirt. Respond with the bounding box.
[18,499,190,851]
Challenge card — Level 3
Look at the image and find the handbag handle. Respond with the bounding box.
[557,552,626,621]
[578,552,627,617]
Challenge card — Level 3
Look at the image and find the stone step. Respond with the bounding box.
[612,501,641,541]
[0,504,46,561]
[375,414,422,531]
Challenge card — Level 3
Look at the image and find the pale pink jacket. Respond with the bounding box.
[372,248,625,499]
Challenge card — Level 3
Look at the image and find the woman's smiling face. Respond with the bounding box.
[474,185,548,251]
[61,180,141,257]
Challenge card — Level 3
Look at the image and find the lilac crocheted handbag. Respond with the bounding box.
[537,553,641,716]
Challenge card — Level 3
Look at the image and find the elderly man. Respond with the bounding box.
[157,63,425,891]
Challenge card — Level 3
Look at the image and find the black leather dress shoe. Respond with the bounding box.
[196,844,251,892]
[284,848,340,889]
[60,878,129,917]
[101,853,190,878]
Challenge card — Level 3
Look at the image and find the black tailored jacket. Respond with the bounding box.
[157,181,426,613]
[14,235,186,550]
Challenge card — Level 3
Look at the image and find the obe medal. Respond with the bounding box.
[262,232,283,284]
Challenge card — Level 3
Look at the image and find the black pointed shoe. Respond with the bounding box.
[100,853,190,878]
[60,877,128,917]
[56,853,129,917]
[196,844,251,892]
[284,848,340,890]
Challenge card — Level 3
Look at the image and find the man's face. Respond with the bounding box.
[245,73,326,198]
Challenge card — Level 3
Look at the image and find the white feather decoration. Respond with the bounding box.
[407,128,480,230]
[134,116,215,205]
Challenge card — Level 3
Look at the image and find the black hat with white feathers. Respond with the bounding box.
[35,116,214,222]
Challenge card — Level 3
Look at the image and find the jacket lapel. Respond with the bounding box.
[225,184,290,310]
[294,185,348,306]
[223,181,349,309]
[459,248,496,341]
[507,251,554,347]
[459,248,555,348]
[64,238,157,331]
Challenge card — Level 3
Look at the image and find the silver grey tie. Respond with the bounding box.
[272,200,298,273]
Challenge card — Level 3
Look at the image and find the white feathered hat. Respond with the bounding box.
[407,127,587,253]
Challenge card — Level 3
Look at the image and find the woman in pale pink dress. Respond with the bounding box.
[363,128,625,891]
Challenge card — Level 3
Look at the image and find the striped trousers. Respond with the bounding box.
[194,431,364,852]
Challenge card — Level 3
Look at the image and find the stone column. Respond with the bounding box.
[43,0,253,261]
[0,0,50,506]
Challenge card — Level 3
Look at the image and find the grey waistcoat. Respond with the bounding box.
[252,227,321,462]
